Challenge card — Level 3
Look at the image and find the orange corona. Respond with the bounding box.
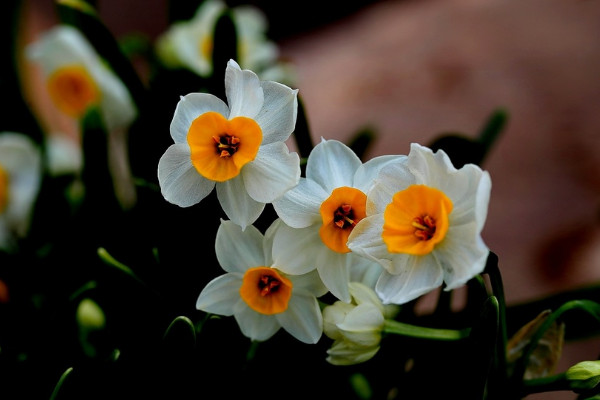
[319,186,367,253]
[240,267,292,315]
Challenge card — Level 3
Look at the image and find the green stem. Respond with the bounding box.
[485,252,508,381]
[383,319,470,341]
[49,367,73,400]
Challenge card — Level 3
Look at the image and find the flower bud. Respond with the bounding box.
[566,360,600,391]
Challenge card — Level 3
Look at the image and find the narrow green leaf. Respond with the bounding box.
[293,96,314,161]
[49,367,74,400]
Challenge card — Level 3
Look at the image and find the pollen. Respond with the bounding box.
[0,163,9,214]
[382,184,453,255]
[319,187,367,253]
[187,111,262,182]
[47,65,100,118]
[240,267,292,315]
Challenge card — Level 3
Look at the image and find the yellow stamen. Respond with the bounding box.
[0,163,9,214]
[382,184,453,255]
[199,35,214,60]
[187,111,262,182]
[240,267,292,315]
[47,65,99,118]
[319,186,367,253]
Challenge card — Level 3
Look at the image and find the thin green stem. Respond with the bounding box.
[383,319,470,341]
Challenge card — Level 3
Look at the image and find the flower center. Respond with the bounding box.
[0,163,9,215]
[213,134,240,158]
[47,65,100,118]
[240,267,292,315]
[187,111,262,182]
[319,187,367,253]
[382,184,453,255]
[199,35,213,61]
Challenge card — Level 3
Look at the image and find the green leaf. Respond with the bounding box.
[49,367,74,400]
[163,315,196,349]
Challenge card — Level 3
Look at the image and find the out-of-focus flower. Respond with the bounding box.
[272,138,400,302]
[348,143,491,305]
[323,282,399,365]
[0,132,42,252]
[44,133,82,177]
[196,219,327,344]
[155,0,294,84]
[26,25,137,131]
[566,360,600,391]
[158,59,299,229]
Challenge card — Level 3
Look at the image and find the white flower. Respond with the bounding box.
[26,25,137,131]
[158,59,300,229]
[155,0,291,82]
[347,143,492,305]
[0,132,42,252]
[196,219,327,344]
[272,138,401,302]
[323,282,399,365]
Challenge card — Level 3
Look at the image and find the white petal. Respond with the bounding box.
[234,303,280,341]
[272,178,327,228]
[276,289,323,344]
[158,144,215,207]
[170,93,230,143]
[95,65,137,130]
[338,303,384,346]
[215,220,266,273]
[271,223,321,275]
[242,141,300,203]
[435,223,489,290]
[287,269,329,297]
[368,159,415,215]
[406,143,456,186]
[347,215,391,269]
[348,254,384,291]
[306,139,362,193]
[323,302,354,340]
[254,81,298,144]
[26,25,95,74]
[353,155,406,193]
[0,133,42,237]
[375,255,444,305]
[348,282,384,311]
[196,273,243,316]
[316,250,351,303]
[225,59,264,119]
[216,176,264,230]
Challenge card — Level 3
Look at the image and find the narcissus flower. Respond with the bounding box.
[196,219,327,343]
[323,282,399,365]
[272,138,400,302]
[158,59,300,229]
[347,143,491,305]
[26,25,136,131]
[0,132,42,252]
[156,0,293,83]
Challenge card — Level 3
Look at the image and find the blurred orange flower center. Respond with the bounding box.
[0,163,9,215]
[47,65,99,118]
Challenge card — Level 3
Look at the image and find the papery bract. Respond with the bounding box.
[348,143,491,305]
[158,59,300,229]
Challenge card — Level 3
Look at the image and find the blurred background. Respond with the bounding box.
[13,0,600,399]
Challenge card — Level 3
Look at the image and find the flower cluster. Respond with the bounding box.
[4,1,600,399]
[160,59,493,361]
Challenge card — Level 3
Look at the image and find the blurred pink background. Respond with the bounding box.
[18,0,600,398]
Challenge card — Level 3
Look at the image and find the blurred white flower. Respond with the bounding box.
[155,0,295,84]
[26,25,137,131]
[0,132,42,252]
